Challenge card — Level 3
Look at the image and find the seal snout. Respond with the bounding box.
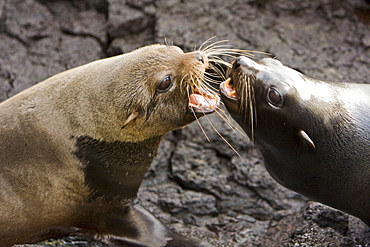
[232,56,246,70]
[195,51,205,64]
[233,56,263,76]
[219,57,248,101]
[233,56,255,69]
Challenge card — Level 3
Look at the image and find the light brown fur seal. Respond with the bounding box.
[220,56,370,225]
[0,44,219,246]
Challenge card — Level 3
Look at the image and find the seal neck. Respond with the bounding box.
[73,135,162,201]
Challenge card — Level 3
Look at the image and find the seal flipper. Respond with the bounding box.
[101,203,213,247]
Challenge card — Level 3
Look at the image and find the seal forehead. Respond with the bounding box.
[150,44,184,56]
[237,57,288,84]
[259,58,335,103]
[129,44,184,64]
[257,58,299,84]
[166,45,184,54]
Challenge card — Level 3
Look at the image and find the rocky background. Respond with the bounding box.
[1,0,370,246]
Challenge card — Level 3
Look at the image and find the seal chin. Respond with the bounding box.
[188,88,220,115]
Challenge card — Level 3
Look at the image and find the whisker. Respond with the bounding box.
[193,110,211,142]
[250,77,257,143]
[203,77,223,86]
[214,107,246,137]
[190,83,244,156]
[200,39,230,52]
[238,74,257,143]
[188,87,211,142]
[202,109,242,159]
[188,38,265,157]
[204,73,223,83]
[191,80,245,138]
[207,64,227,81]
[198,36,218,51]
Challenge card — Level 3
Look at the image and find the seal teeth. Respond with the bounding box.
[228,88,237,98]
[189,89,220,113]
[222,78,238,99]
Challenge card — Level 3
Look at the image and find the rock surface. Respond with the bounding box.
[1,0,370,246]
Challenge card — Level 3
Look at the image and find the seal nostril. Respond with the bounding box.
[233,56,250,70]
[195,52,204,64]
[232,57,243,70]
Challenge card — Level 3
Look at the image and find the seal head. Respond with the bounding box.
[220,56,370,225]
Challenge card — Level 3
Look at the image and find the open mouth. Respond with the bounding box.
[188,88,220,114]
[220,78,239,100]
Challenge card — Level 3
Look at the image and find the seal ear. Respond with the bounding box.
[122,111,140,129]
[298,130,316,149]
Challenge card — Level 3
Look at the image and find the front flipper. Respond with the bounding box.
[98,203,213,247]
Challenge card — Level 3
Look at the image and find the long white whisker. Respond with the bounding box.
[194,112,211,142]
[201,39,230,52]
[188,93,211,142]
[214,107,246,136]
[198,36,219,51]
[202,110,242,159]
[188,38,266,157]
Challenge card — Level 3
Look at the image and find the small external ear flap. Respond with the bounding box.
[298,129,316,149]
[122,111,140,129]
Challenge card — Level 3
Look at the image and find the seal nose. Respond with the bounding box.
[233,56,245,70]
[195,51,205,64]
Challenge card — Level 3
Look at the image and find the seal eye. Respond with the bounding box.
[267,87,283,107]
[157,75,172,92]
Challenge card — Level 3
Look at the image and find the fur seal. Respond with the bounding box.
[0,44,219,246]
[220,56,370,225]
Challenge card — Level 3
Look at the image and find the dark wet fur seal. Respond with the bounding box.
[0,44,220,246]
[220,56,370,225]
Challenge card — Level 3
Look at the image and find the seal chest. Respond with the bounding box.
[220,56,370,225]
[0,44,218,246]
